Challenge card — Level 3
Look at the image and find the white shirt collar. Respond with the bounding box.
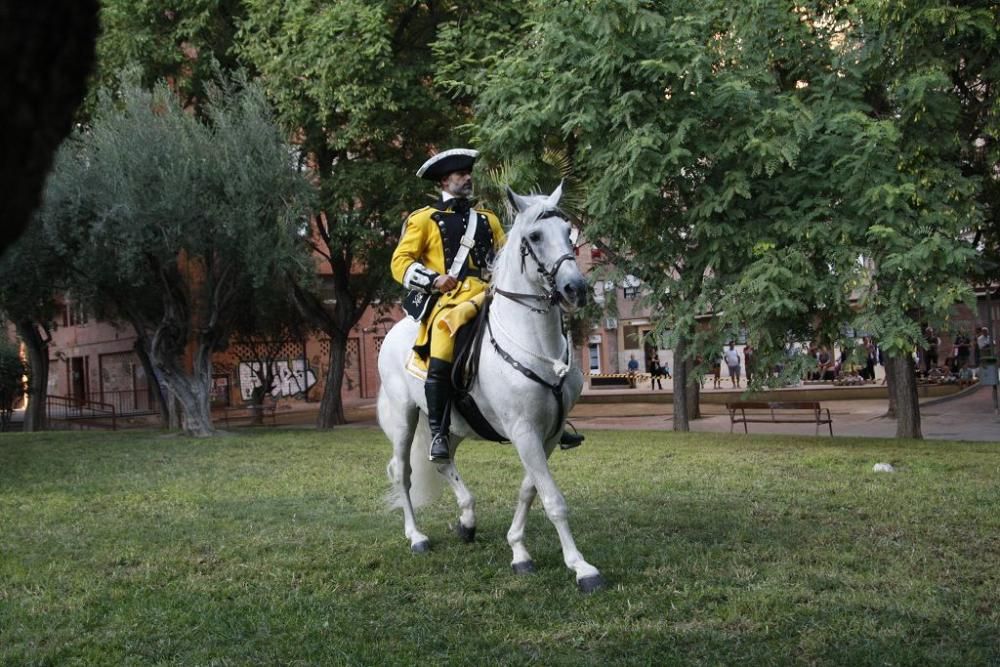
[441,191,454,202]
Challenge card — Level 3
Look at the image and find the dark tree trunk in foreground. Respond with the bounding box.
[686,372,702,423]
[318,331,348,428]
[0,1,99,256]
[672,336,700,431]
[884,356,897,419]
[889,353,922,439]
[672,337,689,431]
[16,320,49,431]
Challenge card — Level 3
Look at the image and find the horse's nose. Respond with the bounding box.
[564,277,588,308]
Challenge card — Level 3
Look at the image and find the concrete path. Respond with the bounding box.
[565,384,1000,442]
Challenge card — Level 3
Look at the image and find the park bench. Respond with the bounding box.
[221,400,278,426]
[726,401,833,436]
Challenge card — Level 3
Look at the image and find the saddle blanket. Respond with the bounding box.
[403,294,485,380]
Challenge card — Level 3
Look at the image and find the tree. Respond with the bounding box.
[474,1,984,437]
[0,219,69,431]
[236,1,517,427]
[93,0,246,113]
[41,75,316,436]
[0,339,28,432]
[0,1,99,257]
[474,1,829,429]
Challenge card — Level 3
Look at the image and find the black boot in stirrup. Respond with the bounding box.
[425,359,454,463]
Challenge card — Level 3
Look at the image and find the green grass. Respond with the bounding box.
[1,427,998,666]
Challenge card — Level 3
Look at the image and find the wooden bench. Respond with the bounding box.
[221,401,278,426]
[726,401,833,436]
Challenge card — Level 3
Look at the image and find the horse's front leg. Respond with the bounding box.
[507,473,537,573]
[440,460,476,543]
[512,430,605,592]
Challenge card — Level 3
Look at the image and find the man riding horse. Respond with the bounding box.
[391,148,584,463]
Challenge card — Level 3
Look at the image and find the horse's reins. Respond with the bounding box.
[487,212,576,442]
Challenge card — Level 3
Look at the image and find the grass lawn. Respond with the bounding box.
[1,427,998,666]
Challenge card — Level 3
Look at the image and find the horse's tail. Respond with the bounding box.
[381,389,445,510]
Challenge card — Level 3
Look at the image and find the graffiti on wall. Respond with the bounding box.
[238,360,317,401]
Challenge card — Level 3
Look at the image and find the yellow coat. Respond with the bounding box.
[392,200,506,359]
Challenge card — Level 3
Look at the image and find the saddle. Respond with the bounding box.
[448,296,508,443]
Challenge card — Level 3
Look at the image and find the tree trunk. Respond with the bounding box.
[151,344,216,437]
[317,331,347,428]
[16,320,48,431]
[884,356,897,419]
[672,336,689,431]
[249,383,269,426]
[686,367,702,422]
[890,353,922,439]
[133,338,170,428]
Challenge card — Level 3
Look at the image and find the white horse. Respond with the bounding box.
[377,184,604,592]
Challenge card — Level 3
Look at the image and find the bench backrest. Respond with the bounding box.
[726,401,821,411]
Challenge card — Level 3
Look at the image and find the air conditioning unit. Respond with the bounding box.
[604,317,618,330]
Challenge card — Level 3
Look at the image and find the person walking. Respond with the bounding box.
[724,342,741,388]
[648,357,662,390]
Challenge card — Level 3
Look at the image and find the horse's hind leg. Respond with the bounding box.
[507,474,537,573]
[380,392,429,552]
[441,459,476,542]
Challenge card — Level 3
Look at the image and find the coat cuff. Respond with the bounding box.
[403,263,439,292]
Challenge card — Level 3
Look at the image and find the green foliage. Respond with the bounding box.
[0,216,64,331]
[235,1,492,326]
[94,0,246,113]
[2,428,999,663]
[42,73,315,346]
[474,0,986,374]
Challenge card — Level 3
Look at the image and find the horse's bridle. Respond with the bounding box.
[493,211,577,314]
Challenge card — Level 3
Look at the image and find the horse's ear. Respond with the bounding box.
[548,180,564,207]
[506,186,530,213]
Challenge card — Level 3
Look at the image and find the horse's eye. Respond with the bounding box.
[529,232,542,243]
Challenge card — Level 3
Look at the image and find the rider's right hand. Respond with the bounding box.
[434,274,458,293]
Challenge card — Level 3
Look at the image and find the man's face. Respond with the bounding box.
[441,169,473,198]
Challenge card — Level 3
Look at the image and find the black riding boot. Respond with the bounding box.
[425,359,454,462]
[559,425,585,450]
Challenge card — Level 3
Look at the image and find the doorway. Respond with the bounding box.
[70,356,87,406]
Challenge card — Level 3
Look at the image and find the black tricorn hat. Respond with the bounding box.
[416,148,479,181]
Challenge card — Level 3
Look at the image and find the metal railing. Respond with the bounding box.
[46,395,117,431]
[93,389,157,416]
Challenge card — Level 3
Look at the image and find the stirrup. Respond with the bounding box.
[429,433,451,462]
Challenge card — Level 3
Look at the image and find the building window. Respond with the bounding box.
[588,343,601,373]
[622,274,641,300]
[64,301,88,327]
[623,325,642,349]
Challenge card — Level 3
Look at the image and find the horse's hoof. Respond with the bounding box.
[410,540,430,554]
[455,523,476,543]
[577,574,606,594]
[511,560,535,575]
